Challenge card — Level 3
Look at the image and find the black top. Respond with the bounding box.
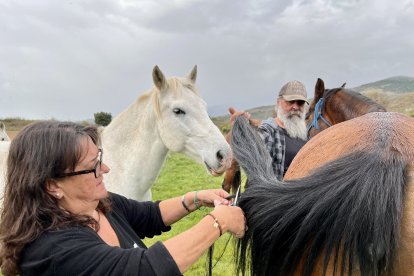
[283,128,307,175]
[20,193,181,276]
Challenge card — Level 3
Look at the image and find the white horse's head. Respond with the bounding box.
[0,122,10,142]
[151,65,231,175]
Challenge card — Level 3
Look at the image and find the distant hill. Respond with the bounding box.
[354,76,414,94]
[212,105,275,131]
[212,75,414,131]
[355,76,414,115]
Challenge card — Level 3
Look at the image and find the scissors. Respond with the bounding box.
[225,185,241,206]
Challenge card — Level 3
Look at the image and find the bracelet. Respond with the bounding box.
[194,191,201,209]
[206,213,223,236]
[181,195,191,213]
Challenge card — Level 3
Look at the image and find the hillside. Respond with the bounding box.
[212,105,275,131]
[355,76,414,115]
[354,76,414,94]
[212,75,414,131]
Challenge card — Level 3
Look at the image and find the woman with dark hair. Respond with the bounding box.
[0,121,245,276]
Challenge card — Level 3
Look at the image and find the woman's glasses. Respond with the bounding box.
[56,149,103,179]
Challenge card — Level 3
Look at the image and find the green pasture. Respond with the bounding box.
[144,152,245,276]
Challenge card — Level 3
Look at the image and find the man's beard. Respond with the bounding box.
[276,107,307,141]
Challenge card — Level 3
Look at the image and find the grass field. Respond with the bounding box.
[144,152,243,276]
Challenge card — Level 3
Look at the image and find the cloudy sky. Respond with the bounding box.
[1,0,413,121]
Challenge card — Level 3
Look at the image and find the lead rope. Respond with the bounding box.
[208,245,213,275]
[207,234,232,275]
[207,187,241,275]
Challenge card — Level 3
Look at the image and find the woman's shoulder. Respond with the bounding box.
[109,191,146,205]
[108,192,159,210]
[107,192,123,205]
[29,226,98,248]
[21,226,100,264]
[107,192,136,211]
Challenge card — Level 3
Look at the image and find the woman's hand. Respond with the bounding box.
[163,191,247,273]
[195,189,247,239]
[210,205,246,239]
[194,189,231,208]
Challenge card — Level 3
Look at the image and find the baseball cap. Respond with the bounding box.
[278,80,309,104]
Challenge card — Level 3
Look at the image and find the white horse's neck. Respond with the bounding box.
[102,92,168,201]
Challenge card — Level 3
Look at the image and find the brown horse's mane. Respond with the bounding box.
[323,87,386,118]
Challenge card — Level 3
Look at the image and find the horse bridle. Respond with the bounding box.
[306,97,332,136]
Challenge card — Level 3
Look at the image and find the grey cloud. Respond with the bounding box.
[0,0,413,120]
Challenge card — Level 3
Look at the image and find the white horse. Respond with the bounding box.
[0,122,11,201]
[102,66,232,201]
[0,122,10,142]
[0,141,10,202]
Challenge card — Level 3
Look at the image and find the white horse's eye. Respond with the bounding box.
[173,108,186,115]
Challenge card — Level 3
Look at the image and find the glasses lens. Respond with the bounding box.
[94,149,103,178]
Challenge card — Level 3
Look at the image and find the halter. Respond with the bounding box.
[307,97,332,135]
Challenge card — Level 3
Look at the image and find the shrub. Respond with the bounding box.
[94,112,112,126]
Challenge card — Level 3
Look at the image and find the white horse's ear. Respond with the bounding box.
[187,65,197,83]
[153,65,167,91]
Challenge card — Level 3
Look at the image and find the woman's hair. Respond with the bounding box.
[0,121,111,276]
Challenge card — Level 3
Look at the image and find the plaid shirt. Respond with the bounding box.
[258,118,286,181]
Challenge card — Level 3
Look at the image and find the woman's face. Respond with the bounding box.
[56,136,110,212]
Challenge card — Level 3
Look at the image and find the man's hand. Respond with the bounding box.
[229,107,251,125]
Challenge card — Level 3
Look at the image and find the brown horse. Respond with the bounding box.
[222,79,386,193]
[231,112,414,275]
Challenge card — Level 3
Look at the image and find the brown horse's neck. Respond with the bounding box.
[326,90,385,124]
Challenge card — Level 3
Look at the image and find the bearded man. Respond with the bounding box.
[229,80,309,180]
[258,80,309,180]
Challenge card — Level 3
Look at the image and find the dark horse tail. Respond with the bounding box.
[231,116,407,276]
